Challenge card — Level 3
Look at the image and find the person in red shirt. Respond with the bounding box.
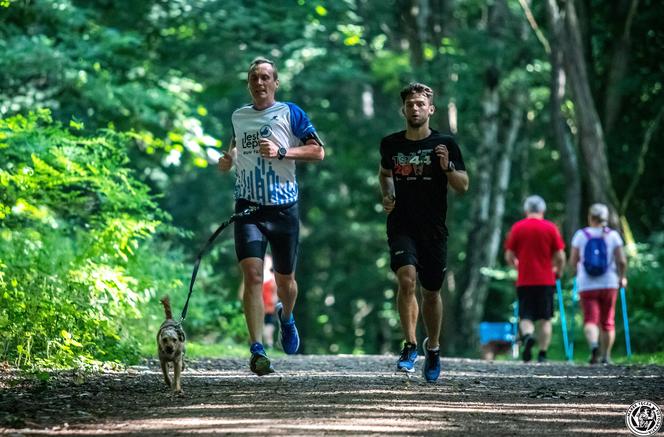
[261,254,278,348]
[505,195,566,363]
[237,254,278,349]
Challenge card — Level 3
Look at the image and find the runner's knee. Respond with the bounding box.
[422,288,441,303]
[397,274,416,294]
[274,273,296,291]
[241,262,263,288]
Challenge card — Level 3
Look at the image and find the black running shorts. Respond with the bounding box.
[388,234,447,291]
[517,285,555,321]
[234,199,299,275]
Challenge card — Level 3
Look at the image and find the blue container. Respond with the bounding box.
[479,322,516,345]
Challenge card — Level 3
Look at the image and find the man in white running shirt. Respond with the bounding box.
[218,57,325,375]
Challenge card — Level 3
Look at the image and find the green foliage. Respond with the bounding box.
[0,0,662,363]
[0,110,189,367]
[621,234,664,354]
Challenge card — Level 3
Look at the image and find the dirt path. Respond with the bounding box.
[1,356,663,436]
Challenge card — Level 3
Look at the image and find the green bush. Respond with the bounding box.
[621,234,664,354]
[0,110,190,367]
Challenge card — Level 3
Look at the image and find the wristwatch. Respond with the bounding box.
[277,146,287,160]
[445,161,456,173]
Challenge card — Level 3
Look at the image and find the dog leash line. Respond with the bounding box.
[179,206,259,323]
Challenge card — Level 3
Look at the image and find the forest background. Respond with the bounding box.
[1,0,663,369]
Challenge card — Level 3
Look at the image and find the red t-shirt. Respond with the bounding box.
[505,217,565,286]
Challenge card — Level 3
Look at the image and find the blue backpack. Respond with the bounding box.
[582,227,610,276]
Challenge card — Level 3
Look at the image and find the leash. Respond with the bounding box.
[179,205,260,323]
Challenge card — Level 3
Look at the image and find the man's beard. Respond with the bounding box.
[407,118,426,128]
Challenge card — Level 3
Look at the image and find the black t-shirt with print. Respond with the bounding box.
[380,129,466,240]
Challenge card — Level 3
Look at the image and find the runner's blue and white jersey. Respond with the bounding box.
[232,101,320,205]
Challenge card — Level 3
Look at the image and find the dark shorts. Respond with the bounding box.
[234,199,299,275]
[517,285,555,321]
[264,313,276,325]
[388,234,447,291]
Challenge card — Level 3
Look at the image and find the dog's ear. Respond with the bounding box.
[178,330,185,342]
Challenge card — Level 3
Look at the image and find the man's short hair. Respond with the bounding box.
[248,57,278,80]
[400,82,434,104]
[523,195,546,214]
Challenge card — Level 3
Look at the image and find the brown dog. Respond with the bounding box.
[157,296,185,393]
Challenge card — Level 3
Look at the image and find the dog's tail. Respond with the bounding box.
[160,296,173,320]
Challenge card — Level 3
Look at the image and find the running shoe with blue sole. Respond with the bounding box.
[396,341,418,373]
[422,337,441,382]
[249,342,275,376]
[276,302,300,354]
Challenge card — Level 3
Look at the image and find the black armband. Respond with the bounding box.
[302,132,324,147]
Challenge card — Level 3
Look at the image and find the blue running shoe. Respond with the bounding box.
[249,342,274,376]
[396,341,418,373]
[422,337,441,382]
[276,302,300,354]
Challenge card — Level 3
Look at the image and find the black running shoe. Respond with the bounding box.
[522,335,535,363]
[589,346,599,365]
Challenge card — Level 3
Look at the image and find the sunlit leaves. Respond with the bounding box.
[370,51,412,93]
[0,111,186,367]
[338,24,364,46]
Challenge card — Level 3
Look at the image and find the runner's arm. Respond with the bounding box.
[553,249,566,278]
[447,169,469,194]
[217,137,236,171]
[378,165,395,213]
[282,139,325,161]
[505,250,518,268]
[614,246,627,287]
[568,247,580,277]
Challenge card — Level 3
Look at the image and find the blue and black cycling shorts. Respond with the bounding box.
[234,198,299,275]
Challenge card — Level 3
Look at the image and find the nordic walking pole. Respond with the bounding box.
[512,300,520,359]
[556,279,571,361]
[620,286,632,359]
[568,278,578,360]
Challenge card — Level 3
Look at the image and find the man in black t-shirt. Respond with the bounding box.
[378,82,469,382]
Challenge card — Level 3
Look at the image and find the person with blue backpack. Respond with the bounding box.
[569,203,627,365]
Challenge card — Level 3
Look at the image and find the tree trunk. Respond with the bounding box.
[455,77,498,353]
[455,83,528,354]
[429,0,452,134]
[488,96,524,260]
[399,0,452,133]
[398,0,425,67]
[546,0,582,242]
[563,0,619,215]
[603,0,639,137]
